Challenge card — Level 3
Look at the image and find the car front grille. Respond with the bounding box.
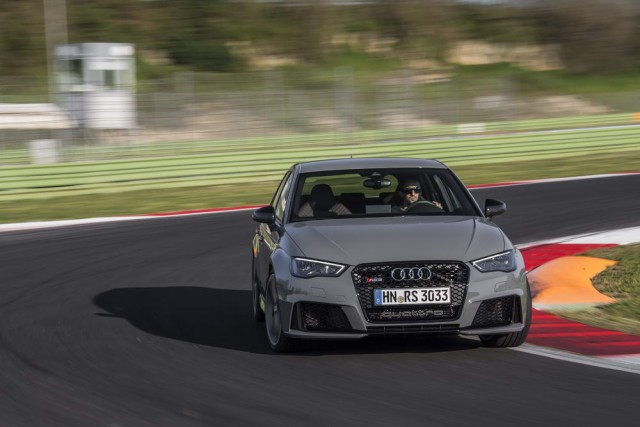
[471,296,515,328]
[351,262,469,322]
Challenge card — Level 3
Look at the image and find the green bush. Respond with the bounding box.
[166,38,237,72]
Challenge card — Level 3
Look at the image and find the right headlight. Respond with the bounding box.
[472,250,516,273]
[290,257,347,278]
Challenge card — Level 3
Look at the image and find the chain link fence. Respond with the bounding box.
[1,70,639,165]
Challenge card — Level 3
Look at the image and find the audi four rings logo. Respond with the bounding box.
[390,267,432,281]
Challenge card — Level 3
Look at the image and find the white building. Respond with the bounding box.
[56,43,136,129]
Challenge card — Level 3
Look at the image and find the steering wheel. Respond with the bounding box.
[405,201,443,214]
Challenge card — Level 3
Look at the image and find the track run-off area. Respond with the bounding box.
[0,173,639,426]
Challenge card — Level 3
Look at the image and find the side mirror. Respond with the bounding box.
[252,205,276,224]
[484,199,507,219]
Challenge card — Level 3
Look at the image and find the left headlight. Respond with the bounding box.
[472,250,517,273]
[290,257,347,278]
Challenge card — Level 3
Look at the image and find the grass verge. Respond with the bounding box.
[1,149,638,225]
[552,244,640,336]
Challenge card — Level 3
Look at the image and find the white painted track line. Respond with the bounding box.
[518,226,640,248]
[513,344,640,375]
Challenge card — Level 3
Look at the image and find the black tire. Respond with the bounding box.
[264,274,298,352]
[251,258,265,322]
[480,281,532,348]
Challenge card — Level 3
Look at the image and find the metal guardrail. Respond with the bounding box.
[0,112,636,164]
[1,123,638,201]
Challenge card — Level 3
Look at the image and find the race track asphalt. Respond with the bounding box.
[0,174,639,426]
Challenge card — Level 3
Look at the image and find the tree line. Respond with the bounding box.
[1,0,639,78]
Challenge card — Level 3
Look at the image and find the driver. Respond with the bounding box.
[391,179,442,212]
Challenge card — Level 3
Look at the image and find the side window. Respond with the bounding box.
[270,172,291,207]
[274,173,293,222]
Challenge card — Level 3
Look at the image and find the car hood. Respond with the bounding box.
[285,216,507,266]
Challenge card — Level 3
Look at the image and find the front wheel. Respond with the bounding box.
[264,274,298,352]
[480,282,532,348]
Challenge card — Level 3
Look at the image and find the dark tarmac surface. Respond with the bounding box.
[0,174,639,426]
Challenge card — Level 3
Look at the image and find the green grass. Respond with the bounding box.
[453,150,640,184]
[2,149,638,224]
[522,70,640,95]
[552,245,640,336]
[0,183,275,224]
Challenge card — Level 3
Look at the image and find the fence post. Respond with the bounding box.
[29,139,59,164]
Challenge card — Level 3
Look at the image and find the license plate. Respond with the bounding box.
[374,287,450,306]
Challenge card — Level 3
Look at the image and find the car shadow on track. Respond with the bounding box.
[93,286,482,355]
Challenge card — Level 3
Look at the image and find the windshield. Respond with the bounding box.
[289,168,479,222]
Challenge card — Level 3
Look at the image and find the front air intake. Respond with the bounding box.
[296,303,352,332]
[471,296,516,328]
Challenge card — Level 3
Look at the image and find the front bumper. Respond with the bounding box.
[274,261,528,340]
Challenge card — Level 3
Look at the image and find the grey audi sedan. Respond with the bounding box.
[251,158,531,352]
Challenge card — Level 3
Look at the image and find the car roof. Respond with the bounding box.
[295,157,447,173]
